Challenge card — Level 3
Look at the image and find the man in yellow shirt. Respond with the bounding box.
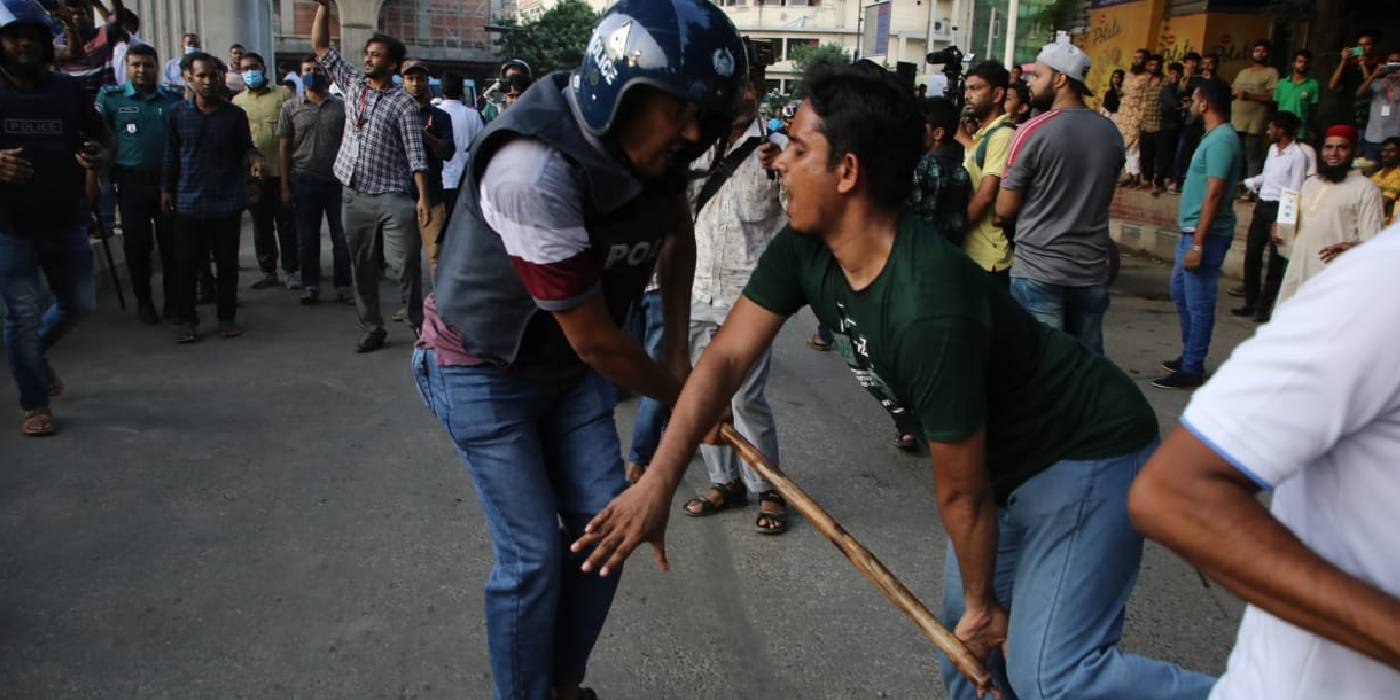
[232,51,297,289]
[955,60,1016,286]
[1371,137,1400,225]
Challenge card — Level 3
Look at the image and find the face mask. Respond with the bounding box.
[302,73,324,92]
[242,69,266,88]
[184,46,197,55]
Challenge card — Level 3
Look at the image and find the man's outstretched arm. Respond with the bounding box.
[570,296,787,576]
[1129,426,1400,669]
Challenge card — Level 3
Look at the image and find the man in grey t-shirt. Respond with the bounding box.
[997,37,1125,354]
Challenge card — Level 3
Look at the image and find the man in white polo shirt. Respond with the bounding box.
[1129,224,1400,699]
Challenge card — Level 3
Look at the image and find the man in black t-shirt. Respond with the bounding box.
[0,1,111,437]
[574,62,1217,700]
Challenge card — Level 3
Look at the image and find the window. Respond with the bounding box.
[785,38,818,61]
[378,0,492,51]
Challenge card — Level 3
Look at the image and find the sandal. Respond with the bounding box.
[807,334,832,351]
[217,322,244,339]
[175,325,198,344]
[44,361,62,397]
[21,407,55,437]
[683,482,748,516]
[895,433,918,452]
[754,491,789,535]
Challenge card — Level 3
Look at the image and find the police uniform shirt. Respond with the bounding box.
[96,82,183,175]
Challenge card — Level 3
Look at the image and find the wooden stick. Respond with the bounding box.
[721,424,994,694]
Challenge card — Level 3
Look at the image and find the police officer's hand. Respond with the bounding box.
[75,140,108,171]
[0,148,33,184]
[161,191,176,214]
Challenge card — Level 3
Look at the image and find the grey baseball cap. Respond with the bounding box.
[1035,38,1093,95]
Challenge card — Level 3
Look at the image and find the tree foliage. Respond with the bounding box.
[494,0,599,77]
[787,42,851,97]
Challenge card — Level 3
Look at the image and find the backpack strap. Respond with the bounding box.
[975,122,1015,170]
[692,136,764,219]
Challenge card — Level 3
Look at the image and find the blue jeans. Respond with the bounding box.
[0,227,95,411]
[291,173,351,292]
[412,350,625,700]
[1170,233,1231,375]
[626,289,668,466]
[940,440,1217,700]
[1008,278,1110,354]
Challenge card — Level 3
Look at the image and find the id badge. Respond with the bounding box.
[1383,105,1392,118]
[1277,188,1300,226]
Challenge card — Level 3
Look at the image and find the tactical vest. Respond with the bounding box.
[0,72,88,233]
[434,73,679,375]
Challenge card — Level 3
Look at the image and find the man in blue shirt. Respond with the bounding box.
[97,43,181,325]
[1157,78,1241,389]
[161,52,258,343]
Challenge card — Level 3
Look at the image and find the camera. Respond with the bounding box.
[927,46,966,79]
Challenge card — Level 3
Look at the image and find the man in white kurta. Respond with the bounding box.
[1276,125,1384,304]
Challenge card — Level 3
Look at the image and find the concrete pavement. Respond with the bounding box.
[0,240,1254,699]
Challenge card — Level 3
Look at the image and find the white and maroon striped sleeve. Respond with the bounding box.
[479,139,600,311]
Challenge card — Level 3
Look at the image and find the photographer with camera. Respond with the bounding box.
[1357,50,1400,166]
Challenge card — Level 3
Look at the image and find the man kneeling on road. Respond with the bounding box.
[573,61,1217,700]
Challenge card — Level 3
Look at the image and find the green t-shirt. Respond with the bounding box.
[1178,123,1242,237]
[96,83,183,174]
[1274,76,1320,140]
[743,215,1159,499]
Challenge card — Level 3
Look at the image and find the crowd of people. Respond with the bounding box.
[3,0,1400,699]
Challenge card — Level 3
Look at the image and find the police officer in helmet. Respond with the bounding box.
[414,1,747,698]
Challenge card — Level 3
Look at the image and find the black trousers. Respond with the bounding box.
[249,177,297,275]
[113,169,175,312]
[1140,128,1178,187]
[1242,199,1285,311]
[175,215,241,324]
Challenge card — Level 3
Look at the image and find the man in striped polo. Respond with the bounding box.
[996,34,1125,354]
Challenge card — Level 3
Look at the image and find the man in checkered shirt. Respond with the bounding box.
[311,0,429,353]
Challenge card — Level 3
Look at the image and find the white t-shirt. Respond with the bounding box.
[437,98,485,190]
[1182,223,1400,700]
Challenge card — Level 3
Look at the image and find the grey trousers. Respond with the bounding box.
[689,303,780,495]
[342,190,422,333]
[1240,132,1266,179]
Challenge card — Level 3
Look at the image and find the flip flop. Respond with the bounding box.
[682,482,748,516]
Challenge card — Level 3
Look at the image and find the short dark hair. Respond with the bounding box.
[1111,68,1125,81]
[806,60,924,211]
[1007,80,1029,105]
[1252,39,1271,53]
[1293,49,1312,62]
[1183,51,1202,62]
[187,51,220,74]
[921,97,959,144]
[965,59,1009,90]
[441,70,465,98]
[301,53,318,66]
[505,73,532,94]
[1382,136,1400,150]
[1202,52,1219,63]
[230,44,244,51]
[125,43,157,63]
[366,34,407,65]
[1147,53,1164,63]
[240,51,265,69]
[1268,110,1300,137]
[1194,77,1232,118]
[1168,61,1184,73]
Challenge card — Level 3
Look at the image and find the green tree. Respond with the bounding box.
[787,43,851,97]
[493,0,599,77]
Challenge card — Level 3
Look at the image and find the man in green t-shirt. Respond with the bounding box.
[1274,49,1320,141]
[571,62,1216,700]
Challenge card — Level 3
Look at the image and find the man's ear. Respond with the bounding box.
[835,151,860,196]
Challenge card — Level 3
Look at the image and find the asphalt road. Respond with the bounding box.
[0,241,1255,699]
